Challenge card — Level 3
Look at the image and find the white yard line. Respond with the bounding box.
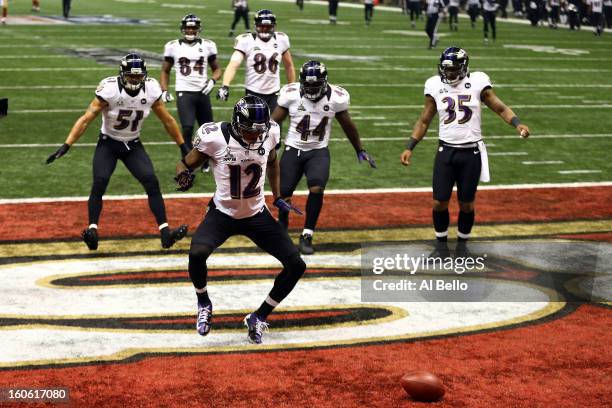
[488,152,529,156]
[522,161,565,165]
[2,182,611,205]
[558,170,603,174]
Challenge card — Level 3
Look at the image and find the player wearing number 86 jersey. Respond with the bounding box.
[400,47,530,249]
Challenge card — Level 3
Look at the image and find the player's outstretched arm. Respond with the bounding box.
[400,95,436,166]
[336,110,376,168]
[268,149,302,214]
[281,50,296,84]
[271,106,289,125]
[481,88,530,138]
[152,100,188,155]
[160,60,174,102]
[217,51,244,101]
[46,97,105,164]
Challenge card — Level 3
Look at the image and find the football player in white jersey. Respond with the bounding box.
[1,0,7,24]
[160,14,222,150]
[46,54,189,251]
[271,61,377,255]
[175,95,306,344]
[400,47,530,250]
[217,9,295,114]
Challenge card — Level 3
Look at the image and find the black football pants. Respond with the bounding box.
[176,91,214,149]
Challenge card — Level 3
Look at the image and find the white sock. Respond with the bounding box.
[302,228,314,237]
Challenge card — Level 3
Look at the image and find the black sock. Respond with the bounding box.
[255,301,275,320]
[196,290,211,305]
[433,209,449,242]
[305,191,324,231]
[189,248,210,303]
[458,210,475,240]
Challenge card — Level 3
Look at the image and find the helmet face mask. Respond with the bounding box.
[181,14,202,41]
[438,47,469,86]
[254,9,276,41]
[119,54,147,92]
[232,96,271,147]
[299,61,328,101]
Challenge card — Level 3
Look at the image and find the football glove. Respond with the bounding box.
[216,85,229,101]
[273,197,303,215]
[174,168,195,192]
[357,149,377,169]
[202,79,216,95]
[161,90,174,103]
[46,143,70,164]
[179,143,191,158]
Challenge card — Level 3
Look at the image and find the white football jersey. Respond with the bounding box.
[163,38,218,92]
[467,0,480,7]
[483,0,499,11]
[95,76,162,142]
[277,83,349,151]
[234,32,291,95]
[587,0,603,12]
[193,121,281,219]
[424,71,492,144]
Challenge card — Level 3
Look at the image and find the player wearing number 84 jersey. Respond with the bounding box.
[400,47,530,249]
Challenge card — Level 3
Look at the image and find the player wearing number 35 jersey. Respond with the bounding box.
[272,61,377,255]
[175,95,306,344]
[45,54,189,251]
[217,9,295,113]
[400,47,530,249]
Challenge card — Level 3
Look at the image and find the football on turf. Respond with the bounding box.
[400,371,445,402]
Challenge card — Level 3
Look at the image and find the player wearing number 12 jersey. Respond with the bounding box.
[400,47,530,249]
[175,95,306,344]
[46,54,189,251]
[272,61,377,255]
[217,9,295,113]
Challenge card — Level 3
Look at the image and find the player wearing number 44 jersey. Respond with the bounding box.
[46,54,189,251]
[175,95,306,344]
[161,14,222,150]
[400,47,530,250]
[217,9,295,113]
[272,61,377,255]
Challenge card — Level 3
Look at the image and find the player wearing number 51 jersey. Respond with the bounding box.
[272,61,376,255]
[175,95,306,344]
[400,47,530,249]
[45,54,189,251]
[217,9,295,113]
[161,14,222,149]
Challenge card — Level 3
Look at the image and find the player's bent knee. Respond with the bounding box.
[433,200,449,211]
[140,174,161,195]
[286,253,306,278]
[91,176,111,197]
[308,185,325,194]
[189,243,214,261]
[459,201,475,212]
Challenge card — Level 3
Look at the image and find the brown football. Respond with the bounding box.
[400,371,445,402]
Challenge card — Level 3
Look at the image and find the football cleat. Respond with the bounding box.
[82,227,99,251]
[196,302,213,336]
[161,224,189,249]
[244,313,269,344]
[299,234,314,255]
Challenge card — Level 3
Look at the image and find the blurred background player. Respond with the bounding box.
[400,47,530,249]
[483,0,498,43]
[408,0,422,28]
[217,9,295,114]
[467,0,481,28]
[62,0,71,18]
[588,0,604,35]
[605,0,612,28]
[448,0,459,30]
[329,0,339,23]
[46,54,189,251]
[425,0,443,49]
[175,96,305,344]
[297,0,304,11]
[1,0,7,25]
[228,0,249,38]
[271,61,376,255]
[32,0,40,12]
[549,0,561,28]
[161,14,221,153]
[365,0,374,25]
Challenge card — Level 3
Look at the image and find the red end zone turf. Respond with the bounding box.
[0,186,611,241]
[0,305,609,407]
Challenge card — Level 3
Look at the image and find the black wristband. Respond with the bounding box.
[406,138,420,151]
[510,116,521,128]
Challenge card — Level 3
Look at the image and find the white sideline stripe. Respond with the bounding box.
[9,105,612,114]
[3,84,612,90]
[2,134,610,149]
[522,161,565,165]
[558,170,603,174]
[488,152,528,156]
[2,182,611,205]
